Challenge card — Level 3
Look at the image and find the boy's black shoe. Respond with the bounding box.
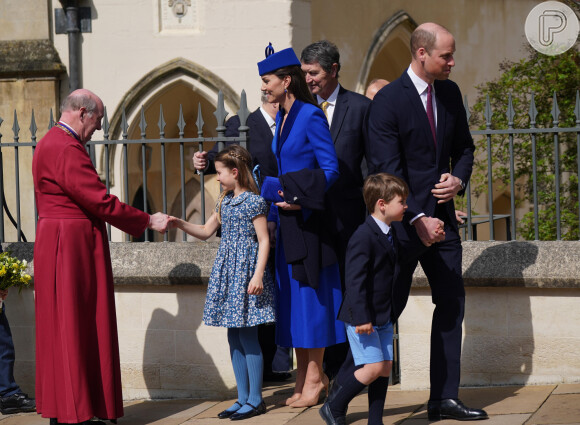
[0,392,36,414]
[319,402,346,425]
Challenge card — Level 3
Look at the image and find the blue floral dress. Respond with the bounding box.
[203,191,276,328]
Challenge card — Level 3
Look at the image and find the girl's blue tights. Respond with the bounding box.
[225,326,264,414]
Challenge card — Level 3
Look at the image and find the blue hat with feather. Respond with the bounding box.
[257,43,301,76]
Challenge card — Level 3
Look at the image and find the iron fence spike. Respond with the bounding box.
[121,108,128,138]
[139,106,147,137]
[196,103,204,137]
[484,94,492,127]
[158,104,166,136]
[103,107,110,139]
[12,110,20,140]
[237,90,251,127]
[178,104,186,135]
[507,93,515,126]
[30,109,38,141]
[213,90,228,129]
[464,95,471,122]
[551,91,560,126]
[529,92,538,126]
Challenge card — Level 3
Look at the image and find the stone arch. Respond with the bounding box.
[355,11,417,93]
[100,59,237,228]
[107,57,240,141]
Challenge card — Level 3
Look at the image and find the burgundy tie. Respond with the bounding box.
[426,84,437,146]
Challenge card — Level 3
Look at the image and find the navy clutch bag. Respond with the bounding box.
[261,176,284,203]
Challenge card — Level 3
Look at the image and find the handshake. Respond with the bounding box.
[147,213,183,233]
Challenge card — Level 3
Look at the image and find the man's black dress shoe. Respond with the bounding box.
[427,399,488,421]
[217,401,243,419]
[0,392,36,414]
[229,401,266,421]
[263,371,292,382]
[319,401,346,425]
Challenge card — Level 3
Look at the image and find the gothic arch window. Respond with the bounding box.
[356,11,417,93]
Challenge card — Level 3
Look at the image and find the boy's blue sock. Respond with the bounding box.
[235,326,264,414]
[227,328,249,411]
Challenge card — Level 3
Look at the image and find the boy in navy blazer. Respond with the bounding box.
[320,173,408,425]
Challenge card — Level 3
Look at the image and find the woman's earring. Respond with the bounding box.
[284,88,287,93]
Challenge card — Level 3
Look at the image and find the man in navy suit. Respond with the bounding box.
[301,40,370,380]
[0,290,36,415]
[367,23,488,421]
[193,95,278,178]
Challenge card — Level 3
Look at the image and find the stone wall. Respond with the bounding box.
[4,241,580,399]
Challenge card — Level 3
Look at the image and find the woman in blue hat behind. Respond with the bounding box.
[257,44,346,408]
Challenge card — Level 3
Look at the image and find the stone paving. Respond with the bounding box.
[2,382,579,424]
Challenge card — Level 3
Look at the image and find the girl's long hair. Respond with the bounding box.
[214,145,259,223]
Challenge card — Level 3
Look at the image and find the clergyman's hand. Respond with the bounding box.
[148,212,170,233]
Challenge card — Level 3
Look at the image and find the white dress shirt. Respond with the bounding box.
[259,106,276,136]
[316,83,340,127]
[407,66,438,128]
[371,215,392,236]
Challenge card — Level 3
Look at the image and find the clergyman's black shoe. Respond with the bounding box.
[427,399,488,421]
[0,392,36,414]
[319,401,346,425]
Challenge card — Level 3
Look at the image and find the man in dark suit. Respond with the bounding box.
[193,96,292,383]
[193,95,278,178]
[0,290,36,415]
[301,40,370,380]
[366,23,487,421]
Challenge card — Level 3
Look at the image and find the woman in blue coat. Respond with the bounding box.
[258,45,346,407]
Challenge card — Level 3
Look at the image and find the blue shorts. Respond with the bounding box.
[346,322,394,366]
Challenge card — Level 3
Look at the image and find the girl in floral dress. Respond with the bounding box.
[170,145,275,420]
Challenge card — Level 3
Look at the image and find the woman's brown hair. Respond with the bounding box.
[272,65,317,107]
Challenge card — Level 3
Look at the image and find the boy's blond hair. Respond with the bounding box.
[363,173,409,213]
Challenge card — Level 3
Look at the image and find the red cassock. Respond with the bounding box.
[32,126,149,423]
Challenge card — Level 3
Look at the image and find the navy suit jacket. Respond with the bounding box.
[326,86,370,242]
[207,108,278,178]
[337,215,398,326]
[366,71,474,232]
[366,70,474,319]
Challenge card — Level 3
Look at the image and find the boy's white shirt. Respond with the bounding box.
[371,214,392,236]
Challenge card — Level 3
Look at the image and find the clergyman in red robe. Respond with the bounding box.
[32,89,169,425]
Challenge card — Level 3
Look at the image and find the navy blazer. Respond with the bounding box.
[207,108,278,177]
[337,215,398,326]
[326,86,370,241]
[366,71,474,229]
[366,70,474,320]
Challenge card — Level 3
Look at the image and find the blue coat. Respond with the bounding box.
[272,99,345,348]
[273,100,338,187]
